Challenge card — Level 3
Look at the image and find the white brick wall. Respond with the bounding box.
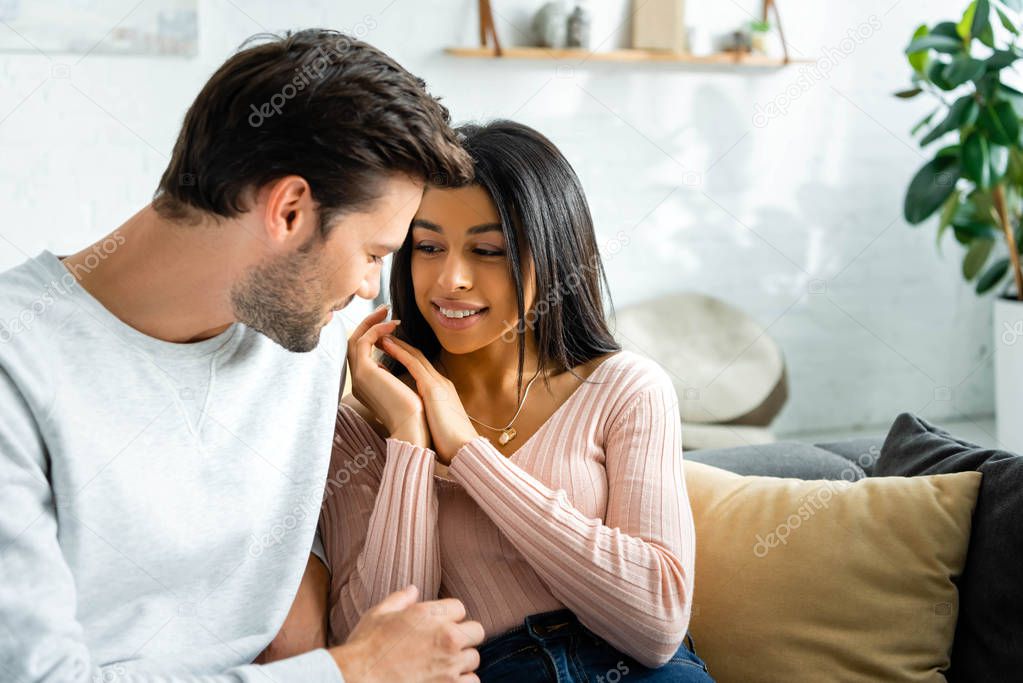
[0,0,996,436]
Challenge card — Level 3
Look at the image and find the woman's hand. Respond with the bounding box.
[347,306,430,447]
[378,335,479,465]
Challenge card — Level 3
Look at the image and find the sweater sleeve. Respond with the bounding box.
[446,374,694,667]
[319,405,441,644]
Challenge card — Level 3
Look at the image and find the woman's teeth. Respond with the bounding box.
[439,307,483,319]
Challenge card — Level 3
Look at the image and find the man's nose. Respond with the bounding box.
[357,270,381,301]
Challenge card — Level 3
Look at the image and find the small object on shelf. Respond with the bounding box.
[566,1,592,49]
[632,0,686,53]
[533,1,568,48]
[686,26,713,56]
[750,20,770,55]
[725,29,753,53]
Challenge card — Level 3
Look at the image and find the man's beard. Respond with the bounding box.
[230,246,329,353]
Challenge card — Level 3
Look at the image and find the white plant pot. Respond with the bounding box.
[994,296,1023,452]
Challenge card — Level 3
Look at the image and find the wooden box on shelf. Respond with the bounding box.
[632,0,686,53]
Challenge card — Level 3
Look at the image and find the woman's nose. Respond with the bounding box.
[438,254,472,291]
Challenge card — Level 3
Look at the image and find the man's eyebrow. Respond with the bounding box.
[411,218,503,235]
[371,240,405,253]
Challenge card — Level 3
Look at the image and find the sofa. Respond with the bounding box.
[682,416,1022,683]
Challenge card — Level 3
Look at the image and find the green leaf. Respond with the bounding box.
[908,24,930,73]
[996,6,1019,33]
[931,21,962,39]
[964,132,992,186]
[928,59,958,90]
[963,237,996,279]
[945,56,987,85]
[912,109,939,136]
[954,221,1000,243]
[959,1,979,38]
[959,0,992,40]
[1008,146,1023,182]
[997,0,1022,12]
[937,143,963,158]
[906,34,966,54]
[894,87,924,98]
[937,192,961,252]
[920,95,979,146]
[905,155,961,223]
[977,257,1010,293]
[980,24,997,47]
[976,0,993,37]
[978,100,1021,145]
[986,48,1020,70]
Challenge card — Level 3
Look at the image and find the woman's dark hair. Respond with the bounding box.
[153,29,472,230]
[384,120,621,392]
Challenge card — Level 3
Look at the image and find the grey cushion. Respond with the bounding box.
[686,441,866,481]
[814,436,885,475]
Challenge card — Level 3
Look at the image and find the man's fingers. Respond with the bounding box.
[454,620,485,648]
[371,585,418,615]
[457,648,481,675]
[422,598,467,623]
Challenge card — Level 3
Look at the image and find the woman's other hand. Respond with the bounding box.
[378,335,478,465]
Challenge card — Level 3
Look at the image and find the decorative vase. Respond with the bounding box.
[533,1,568,48]
[994,296,1023,452]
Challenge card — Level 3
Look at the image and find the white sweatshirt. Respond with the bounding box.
[0,251,345,682]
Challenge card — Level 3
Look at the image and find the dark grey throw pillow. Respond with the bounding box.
[876,412,1023,682]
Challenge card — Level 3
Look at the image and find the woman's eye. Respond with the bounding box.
[474,248,505,257]
[414,244,442,254]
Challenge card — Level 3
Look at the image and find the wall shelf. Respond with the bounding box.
[444,46,807,68]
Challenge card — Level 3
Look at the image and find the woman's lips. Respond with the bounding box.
[431,302,489,330]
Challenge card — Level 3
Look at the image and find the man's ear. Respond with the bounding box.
[262,175,318,248]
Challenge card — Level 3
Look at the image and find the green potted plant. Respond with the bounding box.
[750,20,772,55]
[898,0,1023,450]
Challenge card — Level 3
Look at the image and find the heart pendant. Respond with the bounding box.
[498,428,517,445]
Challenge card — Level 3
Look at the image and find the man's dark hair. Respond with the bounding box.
[153,29,472,229]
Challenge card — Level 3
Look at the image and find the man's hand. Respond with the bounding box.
[330,586,484,683]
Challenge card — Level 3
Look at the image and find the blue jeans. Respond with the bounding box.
[477,610,714,682]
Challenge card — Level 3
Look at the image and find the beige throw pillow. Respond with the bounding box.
[683,461,981,683]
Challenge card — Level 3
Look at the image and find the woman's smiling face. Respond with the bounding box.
[410,184,534,356]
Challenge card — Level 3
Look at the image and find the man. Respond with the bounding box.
[0,29,482,682]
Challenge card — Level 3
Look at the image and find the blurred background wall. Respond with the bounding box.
[0,0,995,437]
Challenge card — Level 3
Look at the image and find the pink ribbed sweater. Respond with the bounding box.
[318,350,695,667]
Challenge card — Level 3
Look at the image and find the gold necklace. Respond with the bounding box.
[461,367,544,445]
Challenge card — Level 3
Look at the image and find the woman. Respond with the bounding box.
[268,121,713,682]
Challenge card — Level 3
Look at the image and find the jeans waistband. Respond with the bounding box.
[480,609,698,655]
